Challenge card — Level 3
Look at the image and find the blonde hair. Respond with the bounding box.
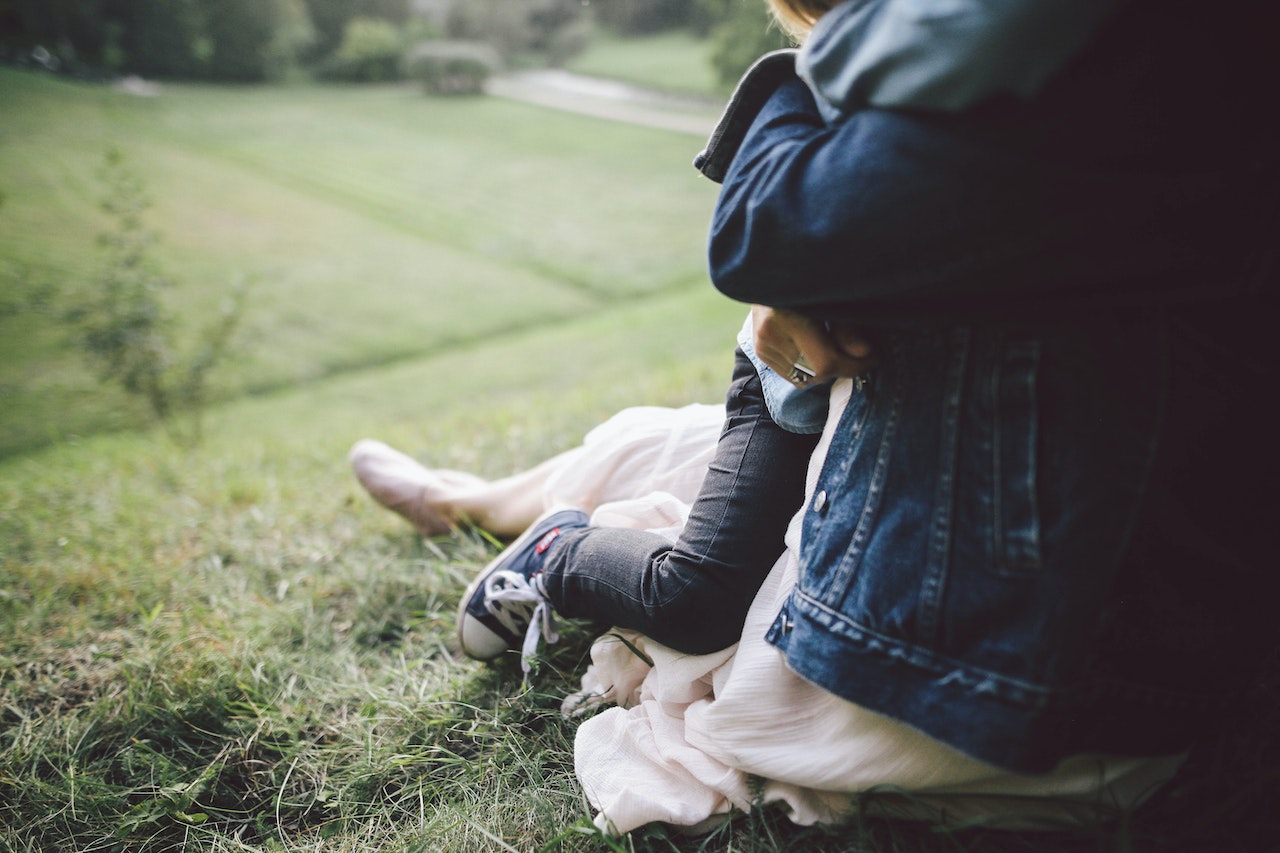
[767,0,840,41]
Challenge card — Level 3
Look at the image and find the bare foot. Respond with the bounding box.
[349,439,485,536]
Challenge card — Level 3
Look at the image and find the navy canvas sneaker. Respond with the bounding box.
[456,507,589,671]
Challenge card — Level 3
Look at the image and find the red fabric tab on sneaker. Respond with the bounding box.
[534,527,561,555]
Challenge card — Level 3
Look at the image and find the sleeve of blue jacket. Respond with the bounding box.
[707,76,1271,323]
[695,0,1117,184]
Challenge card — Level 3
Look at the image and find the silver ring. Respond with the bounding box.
[789,362,816,385]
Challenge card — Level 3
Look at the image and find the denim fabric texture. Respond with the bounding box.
[708,0,1277,772]
[694,50,799,185]
[735,314,830,435]
[797,0,1116,118]
[765,322,1168,771]
[539,350,819,655]
[709,3,1274,326]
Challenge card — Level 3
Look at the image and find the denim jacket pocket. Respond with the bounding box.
[989,337,1043,573]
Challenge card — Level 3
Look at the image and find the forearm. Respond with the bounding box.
[707,79,1256,324]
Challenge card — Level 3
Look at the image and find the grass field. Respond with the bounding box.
[1,64,1277,852]
[564,30,725,98]
[0,67,720,458]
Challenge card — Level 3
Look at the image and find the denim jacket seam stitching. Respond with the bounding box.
[991,338,1044,575]
[919,328,969,645]
[791,589,1058,703]
[827,359,901,598]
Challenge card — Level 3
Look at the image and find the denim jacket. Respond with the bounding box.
[702,0,1120,437]
[699,0,1277,772]
[796,0,1114,119]
[771,321,1180,772]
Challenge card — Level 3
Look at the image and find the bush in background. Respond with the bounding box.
[402,40,499,95]
[544,16,591,68]
[263,0,318,81]
[3,0,283,81]
[701,0,793,87]
[446,0,587,66]
[2,0,774,86]
[202,0,279,82]
[316,16,404,82]
[589,0,697,34]
[302,0,408,59]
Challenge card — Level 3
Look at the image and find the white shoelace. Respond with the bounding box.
[483,569,558,674]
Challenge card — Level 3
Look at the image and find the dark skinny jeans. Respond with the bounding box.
[538,349,820,654]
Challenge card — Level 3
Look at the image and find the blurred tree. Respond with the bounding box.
[3,0,108,70]
[5,0,302,81]
[62,148,248,447]
[4,0,604,82]
[115,0,208,79]
[697,0,792,86]
[318,16,404,81]
[303,0,407,58]
[447,0,586,64]
[587,0,694,34]
[544,16,591,67]
[263,0,318,81]
[204,0,278,81]
[0,0,20,47]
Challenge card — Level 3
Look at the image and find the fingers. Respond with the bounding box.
[752,305,822,373]
[831,324,873,360]
[751,305,874,385]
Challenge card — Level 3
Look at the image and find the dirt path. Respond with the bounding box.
[486,69,723,138]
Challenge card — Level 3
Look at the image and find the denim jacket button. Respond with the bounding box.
[813,490,828,514]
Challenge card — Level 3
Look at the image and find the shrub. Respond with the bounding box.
[705,0,793,88]
[317,16,404,82]
[589,0,695,34]
[402,40,499,95]
[61,148,248,447]
[263,0,318,81]
[545,17,591,68]
[445,0,586,64]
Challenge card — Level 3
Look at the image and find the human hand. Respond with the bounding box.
[750,305,874,386]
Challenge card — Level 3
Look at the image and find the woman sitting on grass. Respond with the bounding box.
[353,0,1276,836]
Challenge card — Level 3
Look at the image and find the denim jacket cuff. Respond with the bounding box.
[736,315,830,435]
